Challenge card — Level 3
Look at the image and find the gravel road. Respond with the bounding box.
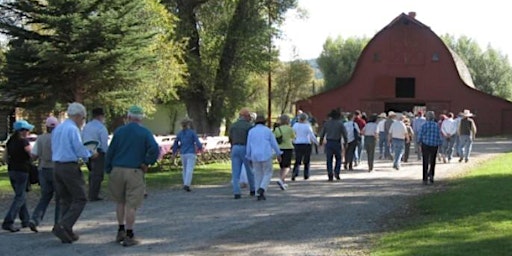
[0,138,510,256]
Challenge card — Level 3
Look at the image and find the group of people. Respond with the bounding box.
[2,103,160,247]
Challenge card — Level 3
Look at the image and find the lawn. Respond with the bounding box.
[372,153,512,256]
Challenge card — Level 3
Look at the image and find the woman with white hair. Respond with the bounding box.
[292,113,318,180]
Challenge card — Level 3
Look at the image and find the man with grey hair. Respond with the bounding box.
[106,105,159,246]
[51,102,97,243]
[388,113,408,170]
[418,111,442,185]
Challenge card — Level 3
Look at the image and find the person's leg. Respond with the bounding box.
[185,154,196,187]
[57,164,87,235]
[31,168,54,227]
[394,139,405,169]
[366,136,376,171]
[54,166,71,226]
[292,144,304,179]
[346,141,357,169]
[280,149,292,183]
[230,146,243,196]
[446,138,455,161]
[325,141,334,179]
[260,159,274,191]
[465,137,474,162]
[303,144,312,179]
[122,168,145,246]
[89,153,105,200]
[242,151,255,194]
[333,142,342,178]
[181,154,188,185]
[429,146,438,182]
[379,132,386,159]
[404,142,410,162]
[421,144,429,183]
[252,162,263,194]
[458,135,468,162]
[2,171,29,231]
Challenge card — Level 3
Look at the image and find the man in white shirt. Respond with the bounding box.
[343,113,360,171]
[376,113,387,159]
[388,113,408,170]
[441,113,458,162]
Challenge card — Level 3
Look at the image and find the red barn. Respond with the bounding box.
[296,12,512,136]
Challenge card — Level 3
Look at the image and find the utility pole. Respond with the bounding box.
[267,1,272,127]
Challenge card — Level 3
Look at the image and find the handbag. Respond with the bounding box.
[276,127,283,144]
[28,164,39,185]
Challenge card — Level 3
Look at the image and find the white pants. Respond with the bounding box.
[253,159,273,192]
[181,154,196,186]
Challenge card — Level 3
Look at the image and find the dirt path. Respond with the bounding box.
[1,138,511,256]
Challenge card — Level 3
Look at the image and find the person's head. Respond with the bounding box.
[181,117,193,129]
[92,107,105,123]
[426,111,436,121]
[328,109,341,120]
[347,113,355,121]
[127,105,144,122]
[12,120,34,139]
[279,114,290,125]
[67,102,87,127]
[45,116,60,133]
[239,108,251,121]
[417,111,423,117]
[388,111,396,119]
[447,112,454,119]
[368,114,378,123]
[396,113,404,121]
[298,113,308,122]
[354,110,362,117]
[254,113,267,125]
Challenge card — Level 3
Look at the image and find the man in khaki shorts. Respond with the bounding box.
[105,106,159,246]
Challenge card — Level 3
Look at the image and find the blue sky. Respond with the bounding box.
[277,0,512,62]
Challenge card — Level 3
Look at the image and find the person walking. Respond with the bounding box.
[353,110,366,166]
[273,115,295,189]
[292,113,318,180]
[82,107,109,201]
[51,103,96,243]
[229,108,255,199]
[383,111,396,160]
[1,120,34,232]
[388,113,408,170]
[418,111,443,184]
[28,117,60,233]
[171,118,203,192]
[105,106,159,246]
[318,109,348,181]
[458,109,477,163]
[246,114,282,200]
[440,112,457,163]
[362,114,378,172]
[376,112,387,159]
[402,117,414,163]
[412,111,426,160]
[343,113,360,171]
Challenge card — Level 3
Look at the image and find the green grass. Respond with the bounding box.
[372,153,512,256]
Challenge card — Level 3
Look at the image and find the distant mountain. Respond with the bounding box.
[305,59,324,80]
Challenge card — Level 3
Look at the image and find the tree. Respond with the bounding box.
[163,0,297,135]
[441,34,512,100]
[273,59,314,114]
[317,36,369,91]
[0,0,185,115]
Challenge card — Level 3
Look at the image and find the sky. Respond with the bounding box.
[277,0,512,62]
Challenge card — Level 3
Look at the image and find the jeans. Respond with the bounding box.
[403,141,411,162]
[31,168,60,226]
[252,159,273,192]
[355,136,364,163]
[87,152,105,200]
[344,140,358,169]
[231,145,254,195]
[54,163,87,232]
[364,136,376,170]
[458,135,473,161]
[392,138,405,169]
[181,154,197,186]
[442,136,456,161]
[325,140,342,176]
[293,144,312,178]
[415,139,422,160]
[3,171,30,227]
[422,144,438,181]
[378,132,387,158]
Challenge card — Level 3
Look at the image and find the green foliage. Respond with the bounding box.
[317,36,369,91]
[373,153,512,256]
[0,0,185,115]
[273,59,314,114]
[441,34,512,101]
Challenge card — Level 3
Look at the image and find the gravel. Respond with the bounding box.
[0,138,510,256]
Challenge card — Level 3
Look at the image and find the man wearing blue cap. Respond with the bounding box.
[51,102,97,243]
[106,105,159,247]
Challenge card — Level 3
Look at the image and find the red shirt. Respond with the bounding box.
[354,117,366,130]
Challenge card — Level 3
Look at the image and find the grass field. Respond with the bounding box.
[372,153,512,256]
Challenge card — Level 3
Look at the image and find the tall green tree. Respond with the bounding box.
[0,0,184,114]
[317,36,369,91]
[273,59,314,114]
[441,34,512,100]
[163,0,297,135]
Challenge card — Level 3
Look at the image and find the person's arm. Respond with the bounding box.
[308,126,319,145]
[172,132,181,155]
[31,138,40,160]
[471,120,477,138]
[193,132,203,152]
[100,127,109,153]
[144,131,160,166]
[318,125,325,146]
[105,133,117,174]
[71,128,92,160]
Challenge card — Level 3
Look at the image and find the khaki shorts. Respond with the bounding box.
[108,167,145,209]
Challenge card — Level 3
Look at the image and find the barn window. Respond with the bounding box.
[395,77,415,98]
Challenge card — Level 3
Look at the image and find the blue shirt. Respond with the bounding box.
[105,122,159,173]
[246,124,282,162]
[52,119,92,162]
[172,128,203,155]
[419,121,443,147]
[82,119,109,153]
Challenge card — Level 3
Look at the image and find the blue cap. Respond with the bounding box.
[13,120,34,131]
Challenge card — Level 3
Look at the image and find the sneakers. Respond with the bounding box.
[2,224,20,233]
[122,236,139,247]
[28,222,38,233]
[234,194,241,199]
[116,230,126,243]
[335,173,341,180]
[277,180,287,190]
[257,188,266,201]
[183,185,191,192]
[249,191,256,196]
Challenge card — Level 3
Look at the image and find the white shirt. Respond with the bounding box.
[377,119,386,133]
[343,121,360,143]
[441,118,458,137]
[246,124,282,162]
[389,120,408,139]
[293,122,318,145]
[363,122,378,136]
